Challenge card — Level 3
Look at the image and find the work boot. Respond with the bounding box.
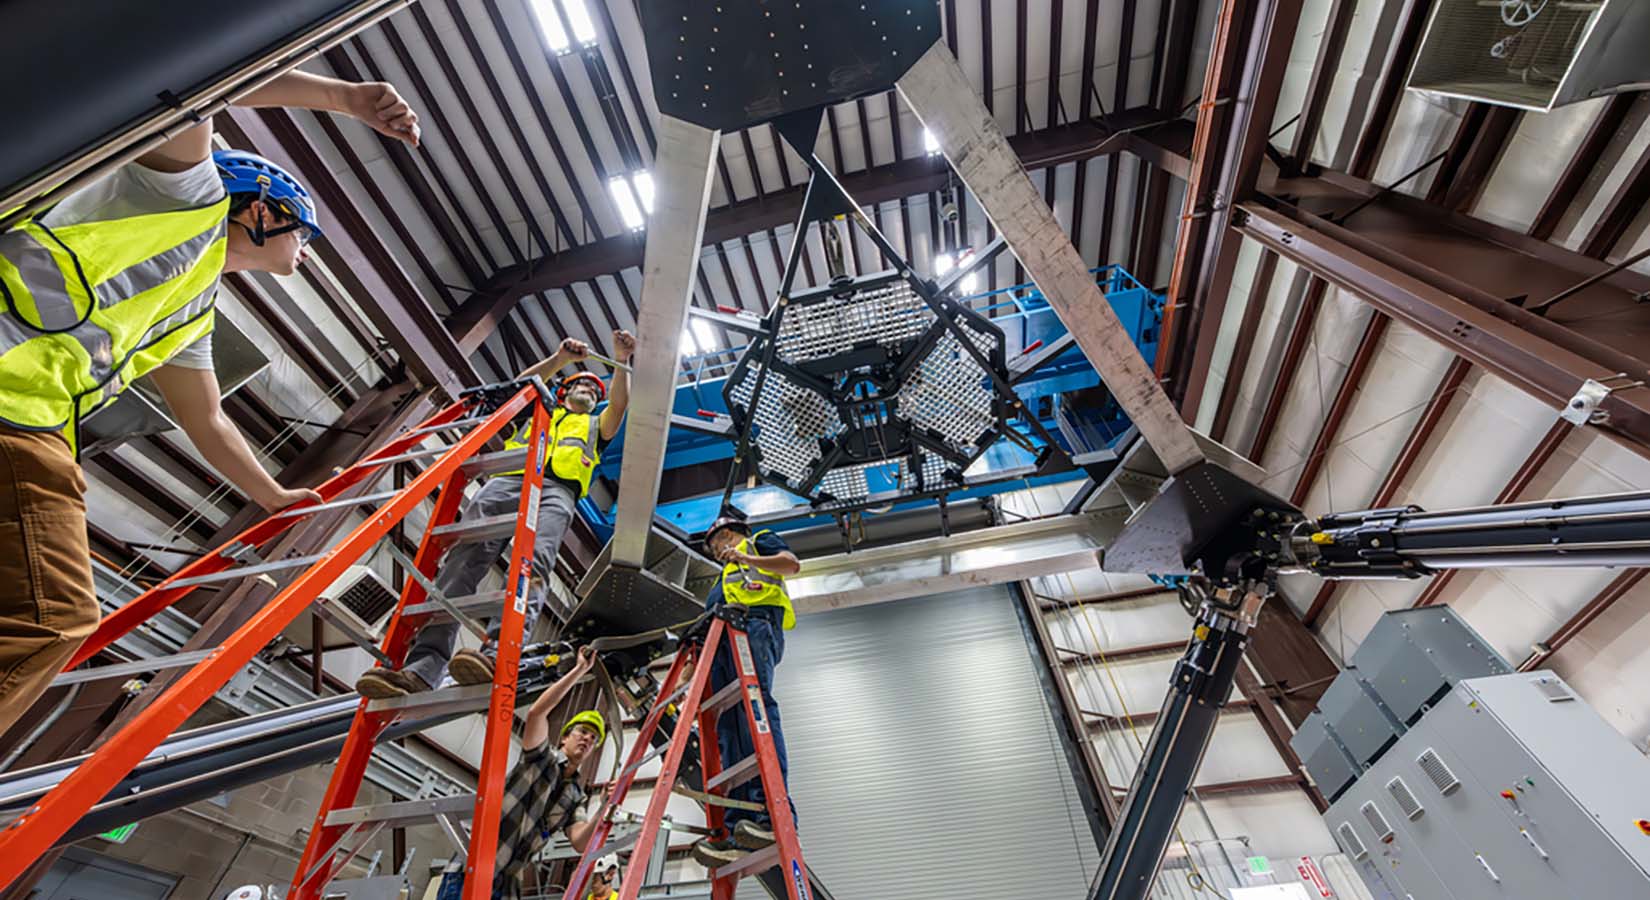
[448,648,496,686]
[355,667,430,699]
[732,820,776,850]
[691,838,747,869]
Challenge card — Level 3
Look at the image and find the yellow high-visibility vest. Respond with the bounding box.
[720,529,795,630]
[501,407,601,496]
[0,197,229,451]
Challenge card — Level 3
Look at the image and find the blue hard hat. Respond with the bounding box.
[213,149,323,242]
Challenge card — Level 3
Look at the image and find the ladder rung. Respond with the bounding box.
[460,448,530,478]
[432,514,518,544]
[403,415,493,438]
[360,444,456,468]
[267,489,402,520]
[401,590,508,618]
[366,683,493,718]
[640,885,712,900]
[325,794,476,828]
[704,755,760,793]
[703,680,744,716]
[49,648,218,687]
[710,844,778,879]
[167,553,327,588]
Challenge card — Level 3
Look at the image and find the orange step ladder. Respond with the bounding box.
[560,608,811,900]
[0,378,558,900]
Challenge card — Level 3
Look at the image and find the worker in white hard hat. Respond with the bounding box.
[587,853,621,900]
[691,513,802,869]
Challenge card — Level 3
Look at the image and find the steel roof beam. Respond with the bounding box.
[456,110,1177,316]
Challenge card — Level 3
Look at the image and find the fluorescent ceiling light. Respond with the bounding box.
[923,128,940,155]
[935,248,980,294]
[529,0,597,53]
[681,318,717,355]
[608,172,653,230]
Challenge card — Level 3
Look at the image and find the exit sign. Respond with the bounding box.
[98,823,139,844]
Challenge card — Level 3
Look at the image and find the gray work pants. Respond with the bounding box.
[404,475,577,688]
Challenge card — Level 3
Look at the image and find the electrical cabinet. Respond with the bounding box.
[1325,672,1650,899]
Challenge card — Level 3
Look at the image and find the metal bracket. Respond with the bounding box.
[1561,374,1643,427]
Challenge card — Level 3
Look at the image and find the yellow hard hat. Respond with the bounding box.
[561,709,606,744]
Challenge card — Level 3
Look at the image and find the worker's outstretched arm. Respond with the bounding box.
[521,646,598,752]
[598,330,635,441]
[150,365,321,512]
[137,70,419,173]
[521,337,591,384]
[719,542,802,576]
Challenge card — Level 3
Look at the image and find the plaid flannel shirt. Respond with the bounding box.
[492,742,586,899]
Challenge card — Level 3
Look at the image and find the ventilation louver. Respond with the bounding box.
[1386,776,1425,820]
[1531,675,1575,702]
[1417,747,1462,795]
[325,566,397,626]
[1360,801,1396,842]
[1335,822,1369,861]
[1406,0,1650,112]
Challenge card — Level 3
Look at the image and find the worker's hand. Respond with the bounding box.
[611,330,636,362]
[573,645,597,673]
[716,546,752,566]
[258,485,322,512]
[346,81,421,148]
[560,337,591,362]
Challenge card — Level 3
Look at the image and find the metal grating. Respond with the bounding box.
[1385,776,1425,820]
[728,357,845,487]
[902,321,998,453]
[775,282,931,364]
[1359,800,1395,842]
[1416,747,1462,795]
[1335,822,1369,861]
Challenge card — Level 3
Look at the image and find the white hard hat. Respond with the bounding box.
[595,853,621,875]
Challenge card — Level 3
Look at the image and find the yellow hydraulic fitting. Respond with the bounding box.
[1310,532,1335,545]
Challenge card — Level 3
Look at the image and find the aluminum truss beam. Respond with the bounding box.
[897,44,1206,475]
[611,117,721,566]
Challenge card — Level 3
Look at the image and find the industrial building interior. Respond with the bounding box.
[3,1,1650,899]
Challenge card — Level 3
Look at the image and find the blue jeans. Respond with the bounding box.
[708,606,796,830]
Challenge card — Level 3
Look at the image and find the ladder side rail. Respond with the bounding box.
[726,624,810,900]
[0,387,538,884]
[71,397,483,667]
[697,662,729,850]
[288,466,475,900]
[561,645,699,900]
[461,400,553,900]
[615,622,726,900]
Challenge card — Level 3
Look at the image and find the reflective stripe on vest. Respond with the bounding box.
[501,407,601,496]
[0,197,229,452]
[720,530,796,630]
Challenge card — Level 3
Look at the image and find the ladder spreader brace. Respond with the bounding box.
[562,607,811,900]
[0,378,557,896]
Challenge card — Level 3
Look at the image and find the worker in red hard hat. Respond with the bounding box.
[356,331,635,700]
[691,513,803,869]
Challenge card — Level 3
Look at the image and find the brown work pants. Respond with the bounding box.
[0,428,98,738]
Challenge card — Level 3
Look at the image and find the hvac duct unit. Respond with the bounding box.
[1407,0,1650,111]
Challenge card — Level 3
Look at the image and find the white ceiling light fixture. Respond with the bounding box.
[608,172,654,231]
[935,248,980,294]
[529,0,598,54]
[923,128,941,156]
[681,318,717,356]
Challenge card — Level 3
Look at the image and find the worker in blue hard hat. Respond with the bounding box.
[355,330,634,701]
[0,68,422,738]
[691,513,803,869]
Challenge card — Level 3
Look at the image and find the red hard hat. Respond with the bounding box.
[556,372,608,404]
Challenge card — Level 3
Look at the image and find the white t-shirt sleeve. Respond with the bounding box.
[44,157,225,372]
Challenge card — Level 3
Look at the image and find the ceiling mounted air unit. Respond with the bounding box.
[1407,0,1650,111]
